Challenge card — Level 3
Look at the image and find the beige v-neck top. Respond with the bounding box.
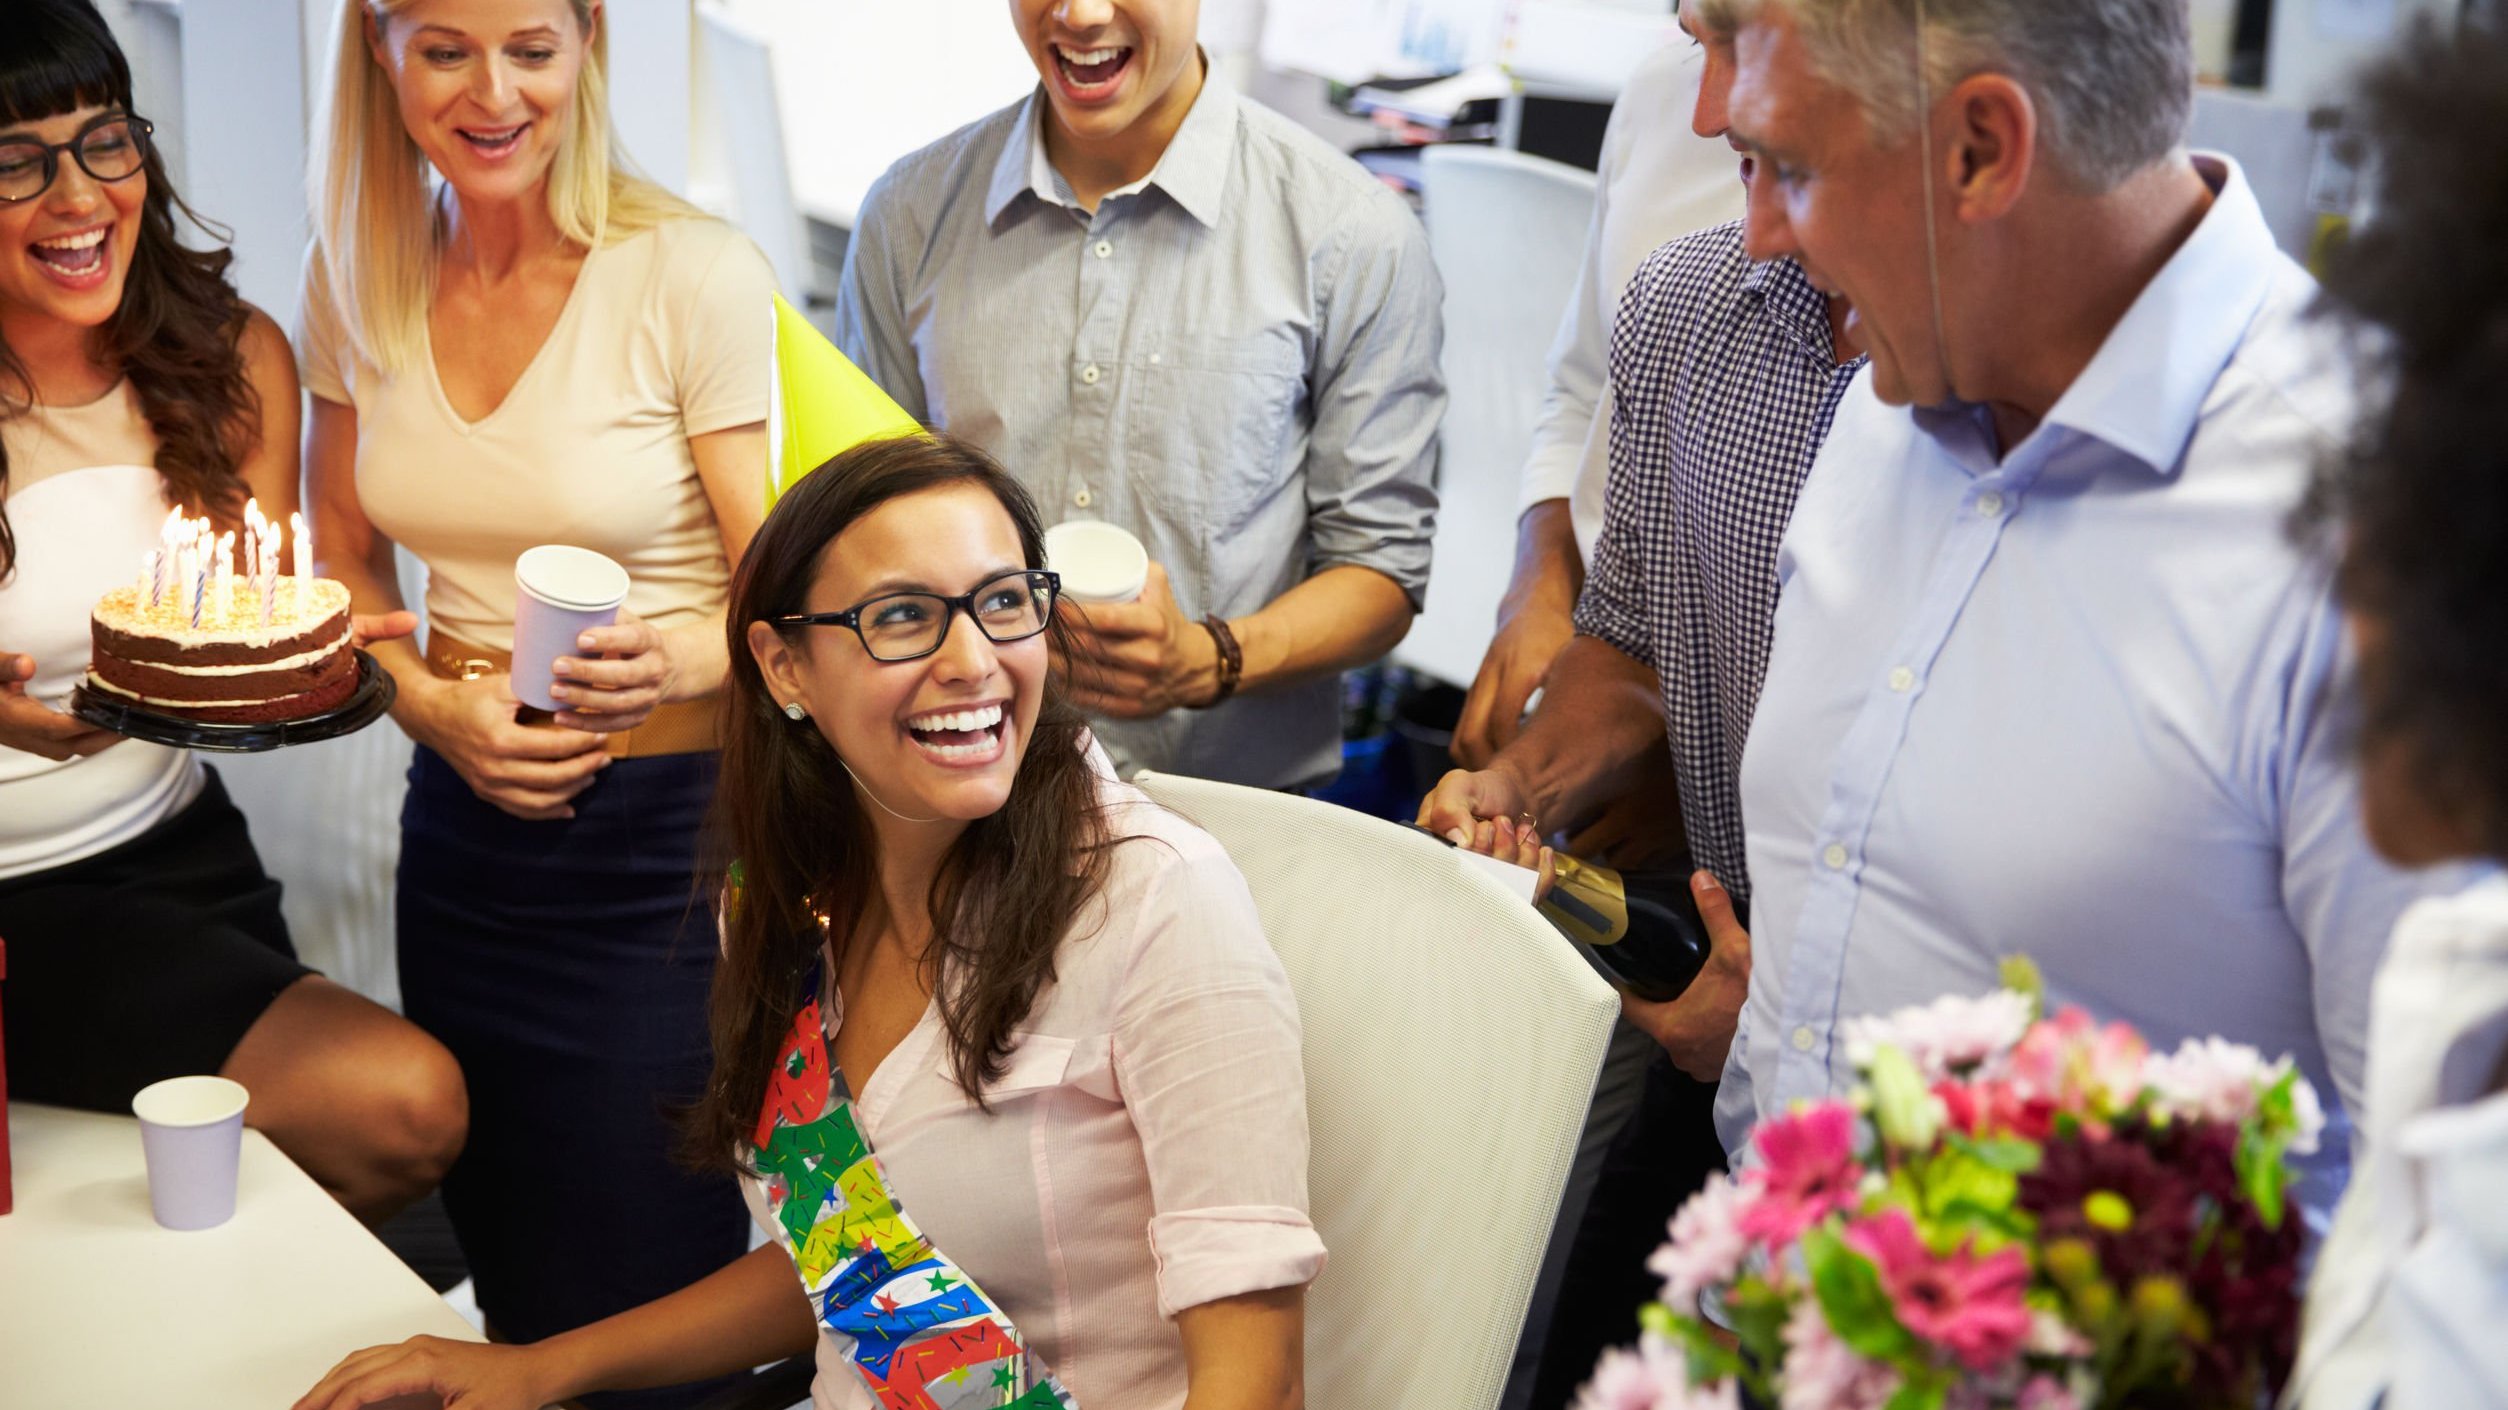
[297,217,773,653]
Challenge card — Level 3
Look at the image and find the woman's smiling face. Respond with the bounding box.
[759,482,1051,829]
[366,0,592,209]
[0,105,147,341]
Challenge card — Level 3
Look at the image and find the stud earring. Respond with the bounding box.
[783,701,808,721]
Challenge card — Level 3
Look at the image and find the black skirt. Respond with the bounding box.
[0,767,313,1110]
[397,743,747,1410]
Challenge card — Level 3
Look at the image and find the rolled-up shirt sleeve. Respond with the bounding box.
[1113,836,1327,1318]
[1303,194,1444,607]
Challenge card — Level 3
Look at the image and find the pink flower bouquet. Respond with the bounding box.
[1584,960,2325,1410]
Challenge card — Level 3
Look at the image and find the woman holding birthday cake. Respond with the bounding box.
[0,0,465,1223]
[298,0,773,1396]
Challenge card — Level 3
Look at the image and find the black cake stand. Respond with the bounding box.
[70,649,396,753]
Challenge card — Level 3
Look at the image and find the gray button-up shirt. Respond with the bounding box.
[836,79,1444,788]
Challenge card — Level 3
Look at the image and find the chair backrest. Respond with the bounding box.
[1132,772,1617,1410]
[1398,144,1598,689]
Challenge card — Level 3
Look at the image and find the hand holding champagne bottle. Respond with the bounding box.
[1418,784,1755,1081]
[1417,813,1711,1003]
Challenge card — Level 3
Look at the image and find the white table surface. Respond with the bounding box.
[0,1102,479,1409]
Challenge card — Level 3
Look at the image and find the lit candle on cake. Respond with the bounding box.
[155,509,183,612]
[292,513,311,617]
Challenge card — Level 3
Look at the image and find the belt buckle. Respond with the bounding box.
[456,658,495,682]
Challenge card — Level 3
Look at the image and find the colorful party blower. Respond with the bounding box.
[767,292,923,505]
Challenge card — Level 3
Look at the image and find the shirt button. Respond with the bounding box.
[1976,491,2006,517]
[1822,843,1849,871]
[1073,488,1093,508]
[1093,240,1113,259]
[1792,1025,1818,1053]
[1888,666,1916,693]
[1080,364,1101,385]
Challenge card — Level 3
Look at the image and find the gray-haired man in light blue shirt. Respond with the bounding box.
[1686,0,2480,1224]
[836,0,1444,790]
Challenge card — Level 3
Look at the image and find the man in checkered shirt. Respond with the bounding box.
[1418,7,1862,1394]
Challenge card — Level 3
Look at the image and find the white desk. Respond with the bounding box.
[0,1103,479,1408]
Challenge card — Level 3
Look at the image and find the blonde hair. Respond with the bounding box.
[310,0,705,373]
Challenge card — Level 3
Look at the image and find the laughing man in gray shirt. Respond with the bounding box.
[835,0,1445,789]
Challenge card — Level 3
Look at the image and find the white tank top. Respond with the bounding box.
[0,382,203,881]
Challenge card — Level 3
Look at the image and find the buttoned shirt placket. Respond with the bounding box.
[1041,164,1141,530]
[1769,409,2048,1107]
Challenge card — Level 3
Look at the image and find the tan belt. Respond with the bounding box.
[425,629,720,759]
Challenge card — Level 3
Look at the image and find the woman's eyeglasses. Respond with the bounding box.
[770,570,1061,663]
[0,114,153,205]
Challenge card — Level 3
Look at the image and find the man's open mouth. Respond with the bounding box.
[1055,44,1134,93]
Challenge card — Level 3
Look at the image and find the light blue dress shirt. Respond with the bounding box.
[1721,157,2471,1211]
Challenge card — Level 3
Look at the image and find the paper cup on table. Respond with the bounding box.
[513,545,631,712]
[131,1075,249,1231]
[1043,520,1149,606]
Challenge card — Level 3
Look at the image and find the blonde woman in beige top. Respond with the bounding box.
[299,2,771,1398]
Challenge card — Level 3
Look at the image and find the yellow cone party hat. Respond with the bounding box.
[768,292,923,505]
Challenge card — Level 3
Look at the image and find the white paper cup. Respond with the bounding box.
[1044,521,1149,606]
[513,545,631,713]
[132,1075,249,1231]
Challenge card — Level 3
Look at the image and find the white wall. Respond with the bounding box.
[712,0,1037,229]
[605,0,693,193]
[2268,0,2455,105]
[170,0,311,328]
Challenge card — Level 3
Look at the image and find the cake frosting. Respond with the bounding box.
[87,579,359,723]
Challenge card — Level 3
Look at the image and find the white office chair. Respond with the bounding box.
[1399,144,1599,691]
[1132,771,1618,1410]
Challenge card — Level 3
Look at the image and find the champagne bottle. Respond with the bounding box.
[1413,826,1711,1001]
[1536,853,1712,1003]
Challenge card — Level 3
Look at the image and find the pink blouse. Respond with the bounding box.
[738,757,1327,1409]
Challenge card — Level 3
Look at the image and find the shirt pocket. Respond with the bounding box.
[1123,332,1307,539]
[977,1032,1119,1106]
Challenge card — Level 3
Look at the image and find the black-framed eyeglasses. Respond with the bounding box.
[0,114,154,205]
[770,569,1061,663]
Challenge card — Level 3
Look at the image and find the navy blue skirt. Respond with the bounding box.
[398,745,748,1410]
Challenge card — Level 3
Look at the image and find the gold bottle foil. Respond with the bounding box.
[1538,854,1633,949]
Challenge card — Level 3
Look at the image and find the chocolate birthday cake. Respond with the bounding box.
[86,578,358,724]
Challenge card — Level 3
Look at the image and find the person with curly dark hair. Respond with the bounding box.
[2288,17,2508,1410]
[0,0,464,1223]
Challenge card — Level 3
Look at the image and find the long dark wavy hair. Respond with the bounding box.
[2308,16,2508,860]
[0,0,259,580]
[685,435,1120,1172]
